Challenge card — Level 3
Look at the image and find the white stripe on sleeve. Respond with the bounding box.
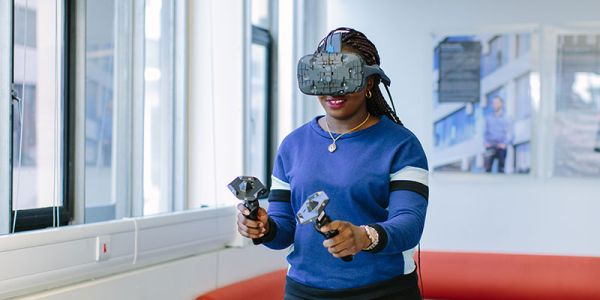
[402,246,417,274]
[389,166,429,186]
[271,175,291,191]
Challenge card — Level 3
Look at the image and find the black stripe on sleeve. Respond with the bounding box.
[389,180,429,200]
[253,217,277,244]
[268,189,291,202]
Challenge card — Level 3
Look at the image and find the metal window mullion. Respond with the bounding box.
[243,0,251,182]
[71,0,86,225]
[173,0,188,211]
[113,0,134,219]
[131,0,145,217]
[0,0,13,234]
[158,0,174,214]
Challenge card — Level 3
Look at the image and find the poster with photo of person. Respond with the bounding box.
[554,35,600,177]
[432,33,534,174]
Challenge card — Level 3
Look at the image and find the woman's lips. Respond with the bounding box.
[326,96,346,109]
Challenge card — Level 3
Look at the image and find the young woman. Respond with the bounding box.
[237,27,428,300]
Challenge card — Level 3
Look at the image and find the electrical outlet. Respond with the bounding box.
[96,235,111,262]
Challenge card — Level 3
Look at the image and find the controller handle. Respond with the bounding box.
[244,199,260,221]
[314,214,353,262]
[244,199,262,245]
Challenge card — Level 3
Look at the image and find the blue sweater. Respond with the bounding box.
[484,113,513,146]
[260,115,429,290]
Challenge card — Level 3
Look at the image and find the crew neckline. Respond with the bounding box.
[309,114,389,140]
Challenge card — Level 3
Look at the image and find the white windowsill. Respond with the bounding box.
[0,205,237,299]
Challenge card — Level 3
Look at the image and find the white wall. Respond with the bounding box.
[326,0,600,256]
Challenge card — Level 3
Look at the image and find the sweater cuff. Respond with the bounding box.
[362,223,388,253]
[252,217,278,245]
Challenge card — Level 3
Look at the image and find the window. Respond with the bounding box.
[85,0,179,220]
[433,106,476,150]
[515,33,531,58]
[143,0,176,215]
[11,0,69,231]
[84,0,133,223]
[13,6,37,48]
[247,2,273,189]
[247,27,272,187]
[515,72,532,120]
[482,35,508,77]
[251,0,270,29]
[5,0,185,231]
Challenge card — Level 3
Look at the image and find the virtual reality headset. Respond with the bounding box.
[296,28,401,124]
[297,52,391,96]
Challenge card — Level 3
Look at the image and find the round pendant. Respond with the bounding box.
[328,143,337,153]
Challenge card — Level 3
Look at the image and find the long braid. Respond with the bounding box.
[316,28,403,125]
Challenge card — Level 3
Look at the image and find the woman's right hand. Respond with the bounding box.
[236,204,269,239]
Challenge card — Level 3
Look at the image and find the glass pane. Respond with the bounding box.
[12,0,64,210]
[482,35,509,77]
[85,0,118,222]
[433,106,476,150]
[251,0,270,29]
[143,0,175,215]
[248,43,268,185]
[515,72,532,120]
[554,35,600,177]
[516,33,531,58]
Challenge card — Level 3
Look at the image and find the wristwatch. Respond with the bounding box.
[361,225,379,251]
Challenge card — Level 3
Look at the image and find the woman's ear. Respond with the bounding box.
[366,77,375,92]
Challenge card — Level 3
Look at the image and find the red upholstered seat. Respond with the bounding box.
[197,252,600,300]
[196,269,287,300]
[420,251,600,300]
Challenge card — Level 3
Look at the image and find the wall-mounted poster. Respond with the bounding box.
[554,35,600,177]
[432,33,534,174]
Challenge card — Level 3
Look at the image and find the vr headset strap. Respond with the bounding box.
[325,32,342,53]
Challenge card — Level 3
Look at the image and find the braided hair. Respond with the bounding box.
[316,27,403,125]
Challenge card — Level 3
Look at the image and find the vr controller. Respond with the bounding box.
[227,176,267,221]
[296,191,353,262]
[228,176,267,220]
[228,176,268,244]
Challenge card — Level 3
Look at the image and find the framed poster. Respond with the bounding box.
[432,33,535,174]
[554,34,600,177]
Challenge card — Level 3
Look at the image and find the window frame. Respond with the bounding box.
[9,0,73,232]
[5,0,188,231]
[1,0,14,234]
[248,25,273,190]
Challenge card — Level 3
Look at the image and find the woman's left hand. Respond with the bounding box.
[320,221,371,258]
